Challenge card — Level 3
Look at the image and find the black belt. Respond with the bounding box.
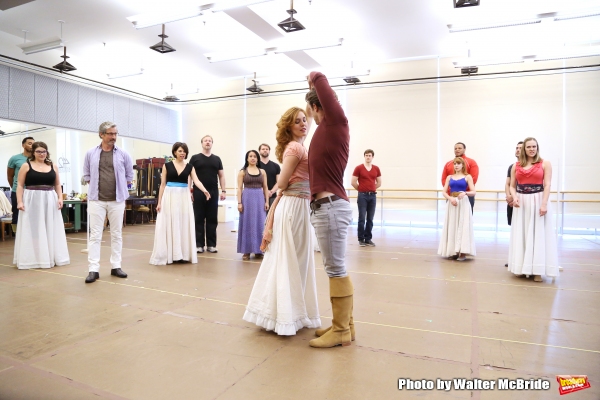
[310,195,342,211]
[359,191,377,195]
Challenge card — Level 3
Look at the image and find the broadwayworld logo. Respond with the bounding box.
[556,375,590,395]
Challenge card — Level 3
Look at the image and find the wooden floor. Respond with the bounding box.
[0,222,598,399]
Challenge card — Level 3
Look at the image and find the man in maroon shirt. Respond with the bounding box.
[306,71,354,348]
[351,149,382,247]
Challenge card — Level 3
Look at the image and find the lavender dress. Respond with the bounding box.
[237,169,266,254]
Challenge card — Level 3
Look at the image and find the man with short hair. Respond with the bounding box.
[258,143,280,207]
[306,71,354,349]
[189,135,226,253]
[83,122,133,284]
[351,149,381,247]
[441,142,479,211]
[7,136,35,234]
[504,141,523,268]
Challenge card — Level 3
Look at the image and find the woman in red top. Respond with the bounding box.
[508,137,559,282]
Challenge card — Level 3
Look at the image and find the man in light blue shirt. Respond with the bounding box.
[82,121,133,283]
[7,136,35,233]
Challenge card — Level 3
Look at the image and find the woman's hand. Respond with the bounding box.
[17,202,24,211]
[540,204,547,217]
[264,202,269,211]
[513,197,520,208]
[156,204,161,213]
[457,192,466,200]
[57,199,63,210]
[238,203,243,213]
[204,190,211,200]
[450,198,458,207]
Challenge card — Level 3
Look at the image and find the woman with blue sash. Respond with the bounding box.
[150,143,210,265]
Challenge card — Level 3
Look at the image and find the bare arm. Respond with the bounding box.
[509,165,519,207]
[541,160,552,216]
[305,101,314,133]
[7,167,14,188]
[16,163,29,211]
[269,174,280,197]
[442,176,457,206]
[237,170,244,213]
[351,176,359,190]
[190,169,210,200]
[218,169,226,200]
[261,169,269,210]
[465,175,476,197]
[53,164,63,209]
[156,168,167,212]
[277,155,301,192]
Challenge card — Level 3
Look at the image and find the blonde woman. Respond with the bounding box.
[243,105,321,335]
[438,157,476,261]
[508,137,558,282]
[14,142,70,269]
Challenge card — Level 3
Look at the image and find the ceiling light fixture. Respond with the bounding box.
[553,10,600,22]
[257,69,370,86]
[18,20,67,55]
[534,50,600,62]
[205,48,268,63]
[127,6,203,29]
[246,72,263,93]
[107,69,144,79]
[448,18,541,33]
[454,0,480,8]
[452,57,529,67]
[209,0,274,12]
[52,46,77,73]
[150,24,176,53]
[278,0,305,33]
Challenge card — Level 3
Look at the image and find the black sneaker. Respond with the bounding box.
[365,240,376,247]
[359,240,366,247]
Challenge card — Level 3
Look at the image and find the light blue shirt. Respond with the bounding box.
[83,145,133,203]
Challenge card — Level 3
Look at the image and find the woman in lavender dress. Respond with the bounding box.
[236,150,269,260]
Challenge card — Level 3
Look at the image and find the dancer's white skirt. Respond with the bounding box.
[13,190,70,269]
[243,195,321,335]
[150,186,198,265]
[438,196,476,257]
[508,192,558,277]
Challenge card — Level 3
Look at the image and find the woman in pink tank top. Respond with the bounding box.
[507,137,559,282]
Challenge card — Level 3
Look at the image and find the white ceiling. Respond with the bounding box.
[0,0,599,98]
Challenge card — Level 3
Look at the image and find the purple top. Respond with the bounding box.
[83,145,134,203]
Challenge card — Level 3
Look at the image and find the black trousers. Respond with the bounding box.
[468,195,475,213]
[193,188,219,248]
[507,204,513,226]
[11,191,19,224]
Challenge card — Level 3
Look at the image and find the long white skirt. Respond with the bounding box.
[438,196,476,257]
[13,190,70,269]
[508,192,558,277]
[150,186,198,265]
[243,195,321,335]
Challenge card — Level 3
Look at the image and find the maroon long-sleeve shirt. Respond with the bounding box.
[308,72,350,201]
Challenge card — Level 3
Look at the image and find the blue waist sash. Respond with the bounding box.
[166,182,188,188]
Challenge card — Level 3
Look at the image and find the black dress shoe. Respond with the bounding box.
[85,272,99,283]
[111,268,128,278]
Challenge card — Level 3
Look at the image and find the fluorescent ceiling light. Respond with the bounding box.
[170,88,199,96]
[205,49,268,63]
[273,38,343,54]
[17,37,64,55]
[452,57,529,67]
[258,69,370,86]
[534,50,600,62]
[127,6,203,29]
[107,69,144,79]
[448,19,541,33]
[553,10,600,22]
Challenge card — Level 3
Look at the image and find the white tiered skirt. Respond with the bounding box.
[150,186,198,265]
[508,192,558,277]
[243,195,321,335]
[13,190,70,269]
[438,196,476,257]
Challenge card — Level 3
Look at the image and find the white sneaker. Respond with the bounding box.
[197,247,204,253]
[207,247,218,253]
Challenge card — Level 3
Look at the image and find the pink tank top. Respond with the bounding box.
[515,160,543,185]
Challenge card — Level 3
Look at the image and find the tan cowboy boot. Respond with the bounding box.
[315,301,355,341]
[309,276,353,348]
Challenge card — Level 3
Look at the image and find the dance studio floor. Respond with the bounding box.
[0,223,598,399]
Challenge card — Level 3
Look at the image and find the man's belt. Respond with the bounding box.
[310,195,342,210]
[359,191,377,195]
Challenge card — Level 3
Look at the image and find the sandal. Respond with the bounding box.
[242,254,250,261]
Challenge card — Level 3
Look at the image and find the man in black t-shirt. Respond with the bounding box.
[189,135,227,253]
[258,143,281,207]
[505,141,522,267]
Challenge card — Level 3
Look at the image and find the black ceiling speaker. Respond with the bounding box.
[246,72,263,94]
[343,76,360,84]
[150,24,176,53]
[461,66,478,75]
[52,47,77,72]
[278,0,305,33]
[454,0,480,8]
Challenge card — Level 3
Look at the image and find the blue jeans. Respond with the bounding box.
[357,192,377,241]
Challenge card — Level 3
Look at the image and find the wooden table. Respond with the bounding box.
[62,200,83,232]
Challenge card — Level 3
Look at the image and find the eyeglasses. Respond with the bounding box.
[34,150,48,155]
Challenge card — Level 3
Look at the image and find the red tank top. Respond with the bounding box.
[515,160,543,185]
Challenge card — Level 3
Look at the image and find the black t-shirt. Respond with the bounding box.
[189,153,223,191]
[259,160,281,197]
[507,164,513,178]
